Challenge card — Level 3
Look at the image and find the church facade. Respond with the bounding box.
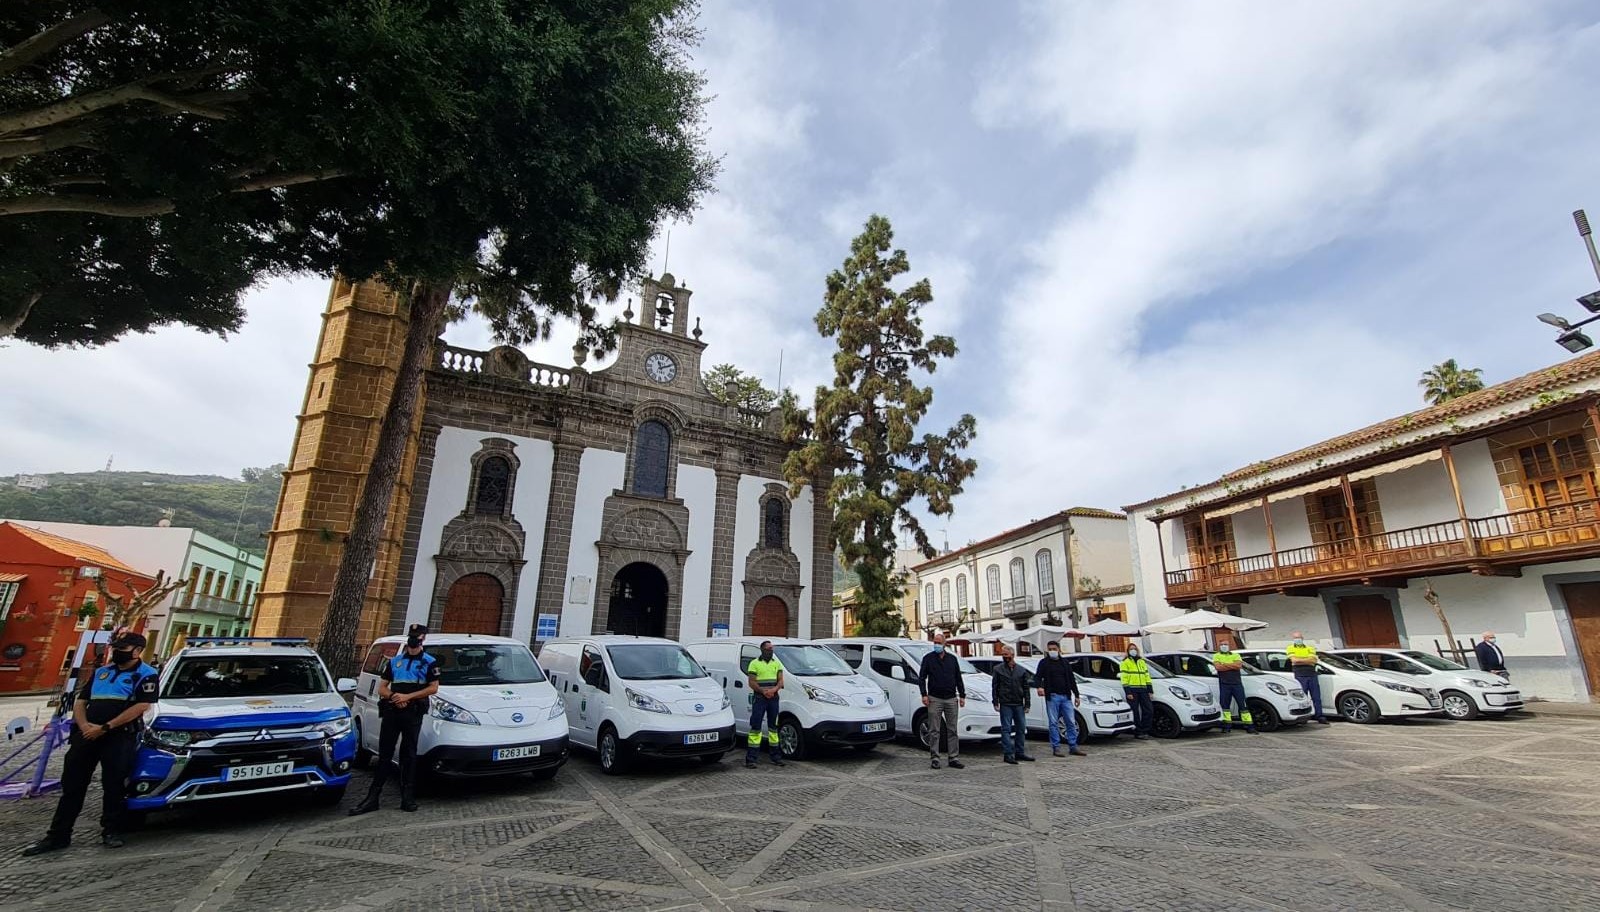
[255,273,832,650]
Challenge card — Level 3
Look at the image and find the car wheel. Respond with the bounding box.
[1247,698,1282,733]
[351,719,371,769]
[913,708,931,749]
[1075,711,1091,739]
[1441,690,1479,720]
[1151,705,1181,739]
[597,725,627,775]
[1337,692,1381,724]
[530,766,560,781]
[698,751,726,765]
[852,743,877,753]
[778,715,807,760]
[311,785,347,807]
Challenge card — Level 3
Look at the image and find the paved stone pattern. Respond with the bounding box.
[5,715,1600,911]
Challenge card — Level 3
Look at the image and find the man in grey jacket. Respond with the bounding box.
[990,647,1035,765]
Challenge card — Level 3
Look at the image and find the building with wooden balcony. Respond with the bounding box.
[911,508,1135,645]
[1125,352,1600,703]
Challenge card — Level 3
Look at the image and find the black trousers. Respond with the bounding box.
[373,709,425,794]
[1125,687,1155,734]
[48,730,137,841]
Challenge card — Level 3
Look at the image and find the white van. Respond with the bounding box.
[353,634,568,779]
[539,635,736,774]
[686,637,896,759]
[818,637,1002,748]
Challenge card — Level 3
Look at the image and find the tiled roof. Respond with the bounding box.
[1125,350,1600,512]
[0,571,26,583]
[912,507,1127,572]
[2,523,146,576]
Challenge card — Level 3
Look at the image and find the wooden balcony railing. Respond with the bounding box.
[1165,499,1600,601]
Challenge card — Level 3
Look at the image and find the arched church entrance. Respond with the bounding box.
[750,596,789,637]
[608,562,669,637]
[441,573,504,635]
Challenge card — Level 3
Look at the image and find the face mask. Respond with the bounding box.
[1127,650,1139,658]
[933,644,944,653]
[111,649,134,665]
[1047,649,1059,657]
[1293,638,1305,645]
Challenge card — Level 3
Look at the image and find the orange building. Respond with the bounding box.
[0,523,154,695]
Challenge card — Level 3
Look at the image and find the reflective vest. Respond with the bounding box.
[1211,651,1244,684]
[1118,657,1152,688]
[747,656,783,687]
[1285,643,1318,673]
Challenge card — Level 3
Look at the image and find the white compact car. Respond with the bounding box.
[540,636,736,774]
[1066,652,1221,738]
[969,656,1135,739]
[1147,651,1314,732]
[1333,648,1523,720]
[819,638,1002,748]
[353,634,569,779]
[687,637,896,759]
[1238,649,1445,723]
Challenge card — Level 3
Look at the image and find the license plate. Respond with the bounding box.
[1114,712,1132,723]
[223,761,293,782]
[862,722,888,733]
[683,732,719,745]
[493,745,540,761]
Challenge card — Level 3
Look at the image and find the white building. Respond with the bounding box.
[911,508,1135,646]
[1125,353,1600,703]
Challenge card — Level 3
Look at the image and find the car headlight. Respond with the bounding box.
[720,695,731,710]
[547,701,566,720]
[145,729,196,750]
[1082,693,1110,705]
[1166,685,1191,700]
[316,716,353,738]
[429,696,481,725]
[1375,680,1419,695]
[626,687,671,714]
[1265,682,1288,696]
[1457,677,1497,689]
[803,683,849,705]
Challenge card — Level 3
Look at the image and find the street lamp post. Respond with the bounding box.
[1537,210,1600,353]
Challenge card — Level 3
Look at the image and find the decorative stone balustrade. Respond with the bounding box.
[437,344,574,389]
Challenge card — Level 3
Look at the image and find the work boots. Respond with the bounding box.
[399,777,418,813]
[347,780,384,816]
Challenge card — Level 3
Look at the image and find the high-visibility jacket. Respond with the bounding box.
[1285,642,1318,675]
[1119,657,1152,689]
[747,656,783,688]
[1211,651,1244,685]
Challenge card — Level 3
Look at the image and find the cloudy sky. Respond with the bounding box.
[4,1,1599,546]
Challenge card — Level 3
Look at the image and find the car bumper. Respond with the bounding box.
[808,718,896,746]
[128,737,355,809]
[1182,709,1222,729]
[1090,708,1135,734]
[1481,690,1524,711]
[421,735,569,777]
[624,725,737,758]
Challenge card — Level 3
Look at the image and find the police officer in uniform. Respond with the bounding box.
[745,640,786,769]
[349,624,439,815]
[23,632,158,855]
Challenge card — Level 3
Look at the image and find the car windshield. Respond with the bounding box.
[1401,650,1466,671]
[164,655,330,699]
[430,644,545,686]
[773,644,853,676]
[606,644,707,680]
[1319,653,1369,672]
[900,643,979,674]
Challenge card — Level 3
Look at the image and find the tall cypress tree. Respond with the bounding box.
[784,215,977,637]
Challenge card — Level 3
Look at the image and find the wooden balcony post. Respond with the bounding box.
[1339,474,1366,559]
[1198,512,1214,593]
[1441,444,1478,557]
[1262,495,1280,569]
[1154,515,1171,584]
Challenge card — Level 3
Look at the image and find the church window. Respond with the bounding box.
[762,498,786,548]
[633,420,671,497]
[475,456,511,515]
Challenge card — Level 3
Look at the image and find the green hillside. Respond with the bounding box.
[0,466,283,554]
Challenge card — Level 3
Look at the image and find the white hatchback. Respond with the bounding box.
[967,656,1135,739]
[1332,649,1523,720]
[1147,651,1315,731]
[1066,652,1222,737]
[353,634,569,780]
[818,638,1002,748]
[1238,649,1445,723]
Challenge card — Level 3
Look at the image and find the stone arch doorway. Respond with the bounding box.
[608,562,669,637]
[441,573,505,635]
[750,596,789,638]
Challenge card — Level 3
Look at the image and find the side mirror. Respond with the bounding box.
[889,665,906,682]
[335,677,358,694]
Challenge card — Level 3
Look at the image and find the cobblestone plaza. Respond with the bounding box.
[3,715,1598,912]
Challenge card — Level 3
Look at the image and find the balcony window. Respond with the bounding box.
[955,574,968,610]
[924,584,935,614]
[1009,557,1026,596]
[1185,516,1238,567]
[1519,434,1596,511]
[1036,550,1055,597]
[939,579,951,614]
[986,565,1002,613]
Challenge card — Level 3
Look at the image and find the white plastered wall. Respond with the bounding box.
[560,448,626,636]
[676,464,716,640]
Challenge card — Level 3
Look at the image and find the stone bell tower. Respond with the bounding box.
[254,278,425,646]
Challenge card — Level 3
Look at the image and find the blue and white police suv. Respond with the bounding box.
[127,637,359,811]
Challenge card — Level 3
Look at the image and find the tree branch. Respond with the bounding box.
[0,8,111,78]
[0,123,99,160]
[230,168,347,193]
[0,82,237,137]
[0,169,348,217]
[0,292,42,339]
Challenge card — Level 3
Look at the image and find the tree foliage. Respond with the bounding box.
[703,362,777,414]
[783,215,977,638]
[1419,359,1486,406]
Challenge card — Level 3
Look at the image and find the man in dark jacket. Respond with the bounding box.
[1475,632,1509,680]
[991,647,1035,765]
[1035,642,1086,757]
[918,632,966,770]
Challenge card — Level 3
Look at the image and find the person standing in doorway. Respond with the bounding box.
[1036,642,1085,757]
[23,633,158,856]
[918,632,966,769]
[350,624,439,815]
[1475,632,1509,680]
[991,647,1035,765]
[1120,645,1155,740]
[744,640,786,769]
[1212,640,1255,734]
[1285,632,1329,725]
